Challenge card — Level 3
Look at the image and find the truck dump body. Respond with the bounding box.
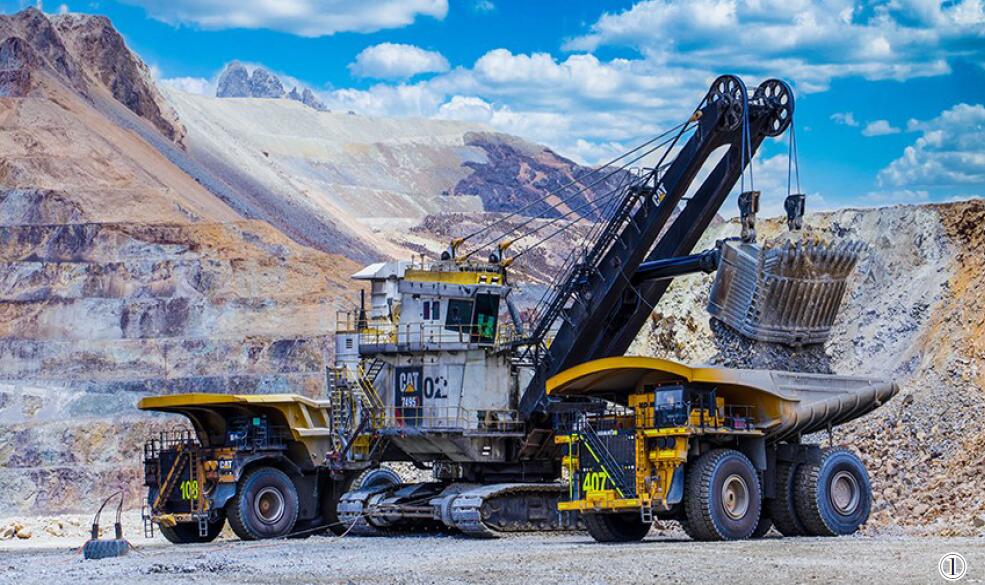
[138,393,336,466]
[546,356,898,442]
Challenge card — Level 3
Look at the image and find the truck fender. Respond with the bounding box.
[212,483,238,510]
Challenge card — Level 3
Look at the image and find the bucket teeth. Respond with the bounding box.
[707,237,863,345]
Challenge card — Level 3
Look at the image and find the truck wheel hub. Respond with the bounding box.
[255,487,285,524]
[721,474,749,520]
[830,471,859,515]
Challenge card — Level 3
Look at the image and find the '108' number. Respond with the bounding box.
[180,479,200,501]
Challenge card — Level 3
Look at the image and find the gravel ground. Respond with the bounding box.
[1,532,983,585]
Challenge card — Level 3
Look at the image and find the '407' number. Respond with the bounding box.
[179,479,200,501]
[581,471,609,493]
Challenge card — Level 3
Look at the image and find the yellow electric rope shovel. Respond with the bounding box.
[82,491,131,560]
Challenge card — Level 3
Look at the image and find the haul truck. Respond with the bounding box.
[139,75,892,542]
[549,357,897,541]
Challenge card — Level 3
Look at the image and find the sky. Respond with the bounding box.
[4,0,984,215]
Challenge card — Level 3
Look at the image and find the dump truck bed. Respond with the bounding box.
[546,356,898,441]
[139,393,336,463]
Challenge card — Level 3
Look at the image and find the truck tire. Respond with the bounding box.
[159,516,225,544]
[767,461,806,536]
[353,467,402,490]
[227,467,300,540]
[684,449,762,541]
[583,512,651,543]
[794,446,871,536]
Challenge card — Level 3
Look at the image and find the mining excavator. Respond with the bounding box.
[139,75,896,543]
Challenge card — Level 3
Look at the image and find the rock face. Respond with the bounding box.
[215,60,250,97]
[216,61,326,110]
[248,67,284,98]
[453,132,629,219]
[0,8,183,142]
[0,36,37,97]
[0,9,360,514]
[50,13,184,142]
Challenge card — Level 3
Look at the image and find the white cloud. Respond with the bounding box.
[57,3,68,13]
[862,119,902,136]
[860,189,930,205]
[831,112,859,127]
[317,48,712,164]
[473,0,494,12]
[349,43,449,79]
[118,0,448,37]
[161,76,213,96]
[435,95,494,123]
[718,152,829,219]
[878,103,985,187]
[564,0,984,92]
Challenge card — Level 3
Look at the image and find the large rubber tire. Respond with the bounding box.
[353,467,402,491]
[794,446,871,536]
[159,515,225,544]
[684,449,762,541]
[583,512,651,543]
[767,461,807,536]
[226,467,300,540]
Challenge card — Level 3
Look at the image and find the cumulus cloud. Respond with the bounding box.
[830,112,859,127]
[564,0,984,92]
[319,48,713,164]
[862,119,902,136]
[118,0,448,37]
[161,76,213,96]
[878,103,985,187]
[349,43,449,79]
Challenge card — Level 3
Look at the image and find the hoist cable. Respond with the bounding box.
[512,125,695,262]
[787,122,801,195]
[503,129,689,254]
[461,125,691,261]
[456,122,687,248]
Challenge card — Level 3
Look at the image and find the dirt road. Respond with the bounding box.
[1,533,981,585]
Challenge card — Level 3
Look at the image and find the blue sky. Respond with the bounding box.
[5,0,984,214]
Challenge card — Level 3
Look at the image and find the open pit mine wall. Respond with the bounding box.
[0,220,364,515]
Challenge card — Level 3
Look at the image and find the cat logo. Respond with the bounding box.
[403,381,416,394]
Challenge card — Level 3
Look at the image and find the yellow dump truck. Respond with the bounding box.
[549,356,897,541]
[138,393,391,543]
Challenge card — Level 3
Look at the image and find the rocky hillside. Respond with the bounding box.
[0,8,361,514]
[163,86,628,261]
[631,199,985,535]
